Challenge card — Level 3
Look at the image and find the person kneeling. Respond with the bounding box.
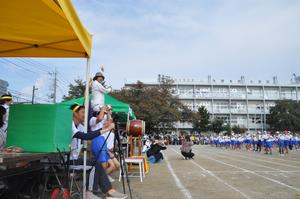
[146,136,167,163]
[180,135,194,160]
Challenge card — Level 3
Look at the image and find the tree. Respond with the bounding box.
[231,125,246,134]
[223,124,232,135]
[191,106,210,132]
[63,78,86,101]
[209,118,225,134]
[111,81,191,134]
[267,100,300,131]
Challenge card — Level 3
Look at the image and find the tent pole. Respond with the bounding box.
[83,58,91,199]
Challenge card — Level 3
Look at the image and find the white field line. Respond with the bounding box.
[280,173,288,178]
[208,170,300,173]
[204,148,300,169]
[164,152,194,199]
[170,148,251,199]
[201,150,288,172]
[207,146,300,165]
[192,149,300,192]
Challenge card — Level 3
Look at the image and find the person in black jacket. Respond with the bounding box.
[146,136,167,163]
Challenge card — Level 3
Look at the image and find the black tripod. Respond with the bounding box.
[113,114,133,199]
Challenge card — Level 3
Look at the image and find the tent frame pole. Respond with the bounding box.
[83,58,90,199]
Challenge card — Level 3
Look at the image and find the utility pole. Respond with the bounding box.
[32,86,38,104]
[53,68,57,103]
[49,68,57,104]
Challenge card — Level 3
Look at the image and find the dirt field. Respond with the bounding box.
[112,145,300,199]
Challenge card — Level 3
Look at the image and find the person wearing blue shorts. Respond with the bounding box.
[295,135,300,150]
[284,132,291,154]
[252,134,258,151]
[230,136,236,150]
[262,132,268,153]
[92,135,110,163]
[265,135,273,155]
[245,134,251,150]
[278,133,285,156]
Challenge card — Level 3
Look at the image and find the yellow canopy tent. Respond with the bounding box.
[0,0,92,57]
[0,0,92,197]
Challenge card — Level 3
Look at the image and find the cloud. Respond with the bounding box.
[71,0,300,87]
[21,74,50,102]
[7,0,295,96]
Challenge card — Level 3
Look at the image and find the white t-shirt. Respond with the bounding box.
[102,131,115,150]
[89,117,104,131]
[0,104,9,149]
[91,80,111,111]
[89,116,114,150]
[262,134,268,140]
[71,121,84,160]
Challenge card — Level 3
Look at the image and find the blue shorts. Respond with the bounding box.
[266,142,273,148]
[263,139,267,147]
[245,140,250,144]
[91,136,110,163]
[278,140,285,148]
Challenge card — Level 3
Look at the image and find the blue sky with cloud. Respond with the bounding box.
[1,0,300,102]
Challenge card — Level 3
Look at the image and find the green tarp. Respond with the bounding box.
[61,94,136,121]
[6,104,72,152]
[6,94,135,153]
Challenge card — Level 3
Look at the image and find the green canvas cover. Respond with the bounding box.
[62,94,136,121]
[6,104,72,152]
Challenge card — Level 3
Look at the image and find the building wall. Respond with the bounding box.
[0,79,9,96]
[125,77,299,131]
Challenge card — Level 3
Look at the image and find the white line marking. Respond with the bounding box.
[202,150,287,172]
[207,170,300,173]
[280,173,288,178]
[164,152,193,199]
[210,147,300,165]
[219,150,300,169]
[170,148,251,199]
[194,150,300,192]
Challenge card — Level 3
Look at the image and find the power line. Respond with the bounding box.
[17,58,50,73]
[57,84,66,95]
[0,85,51,103]
[57,79,69,89]
[28,58,53,69]
[57,71,72,85]
[0,58,37,74]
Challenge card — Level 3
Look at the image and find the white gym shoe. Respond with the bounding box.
[86,191,101,199]
[106,191,128,199]
[108,175,115,182]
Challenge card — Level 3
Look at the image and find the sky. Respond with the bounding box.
[1,0,300,102]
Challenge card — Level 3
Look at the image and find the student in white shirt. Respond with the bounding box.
[91,72,112,112]
[0,94,13,149]
[0,106,7,150]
